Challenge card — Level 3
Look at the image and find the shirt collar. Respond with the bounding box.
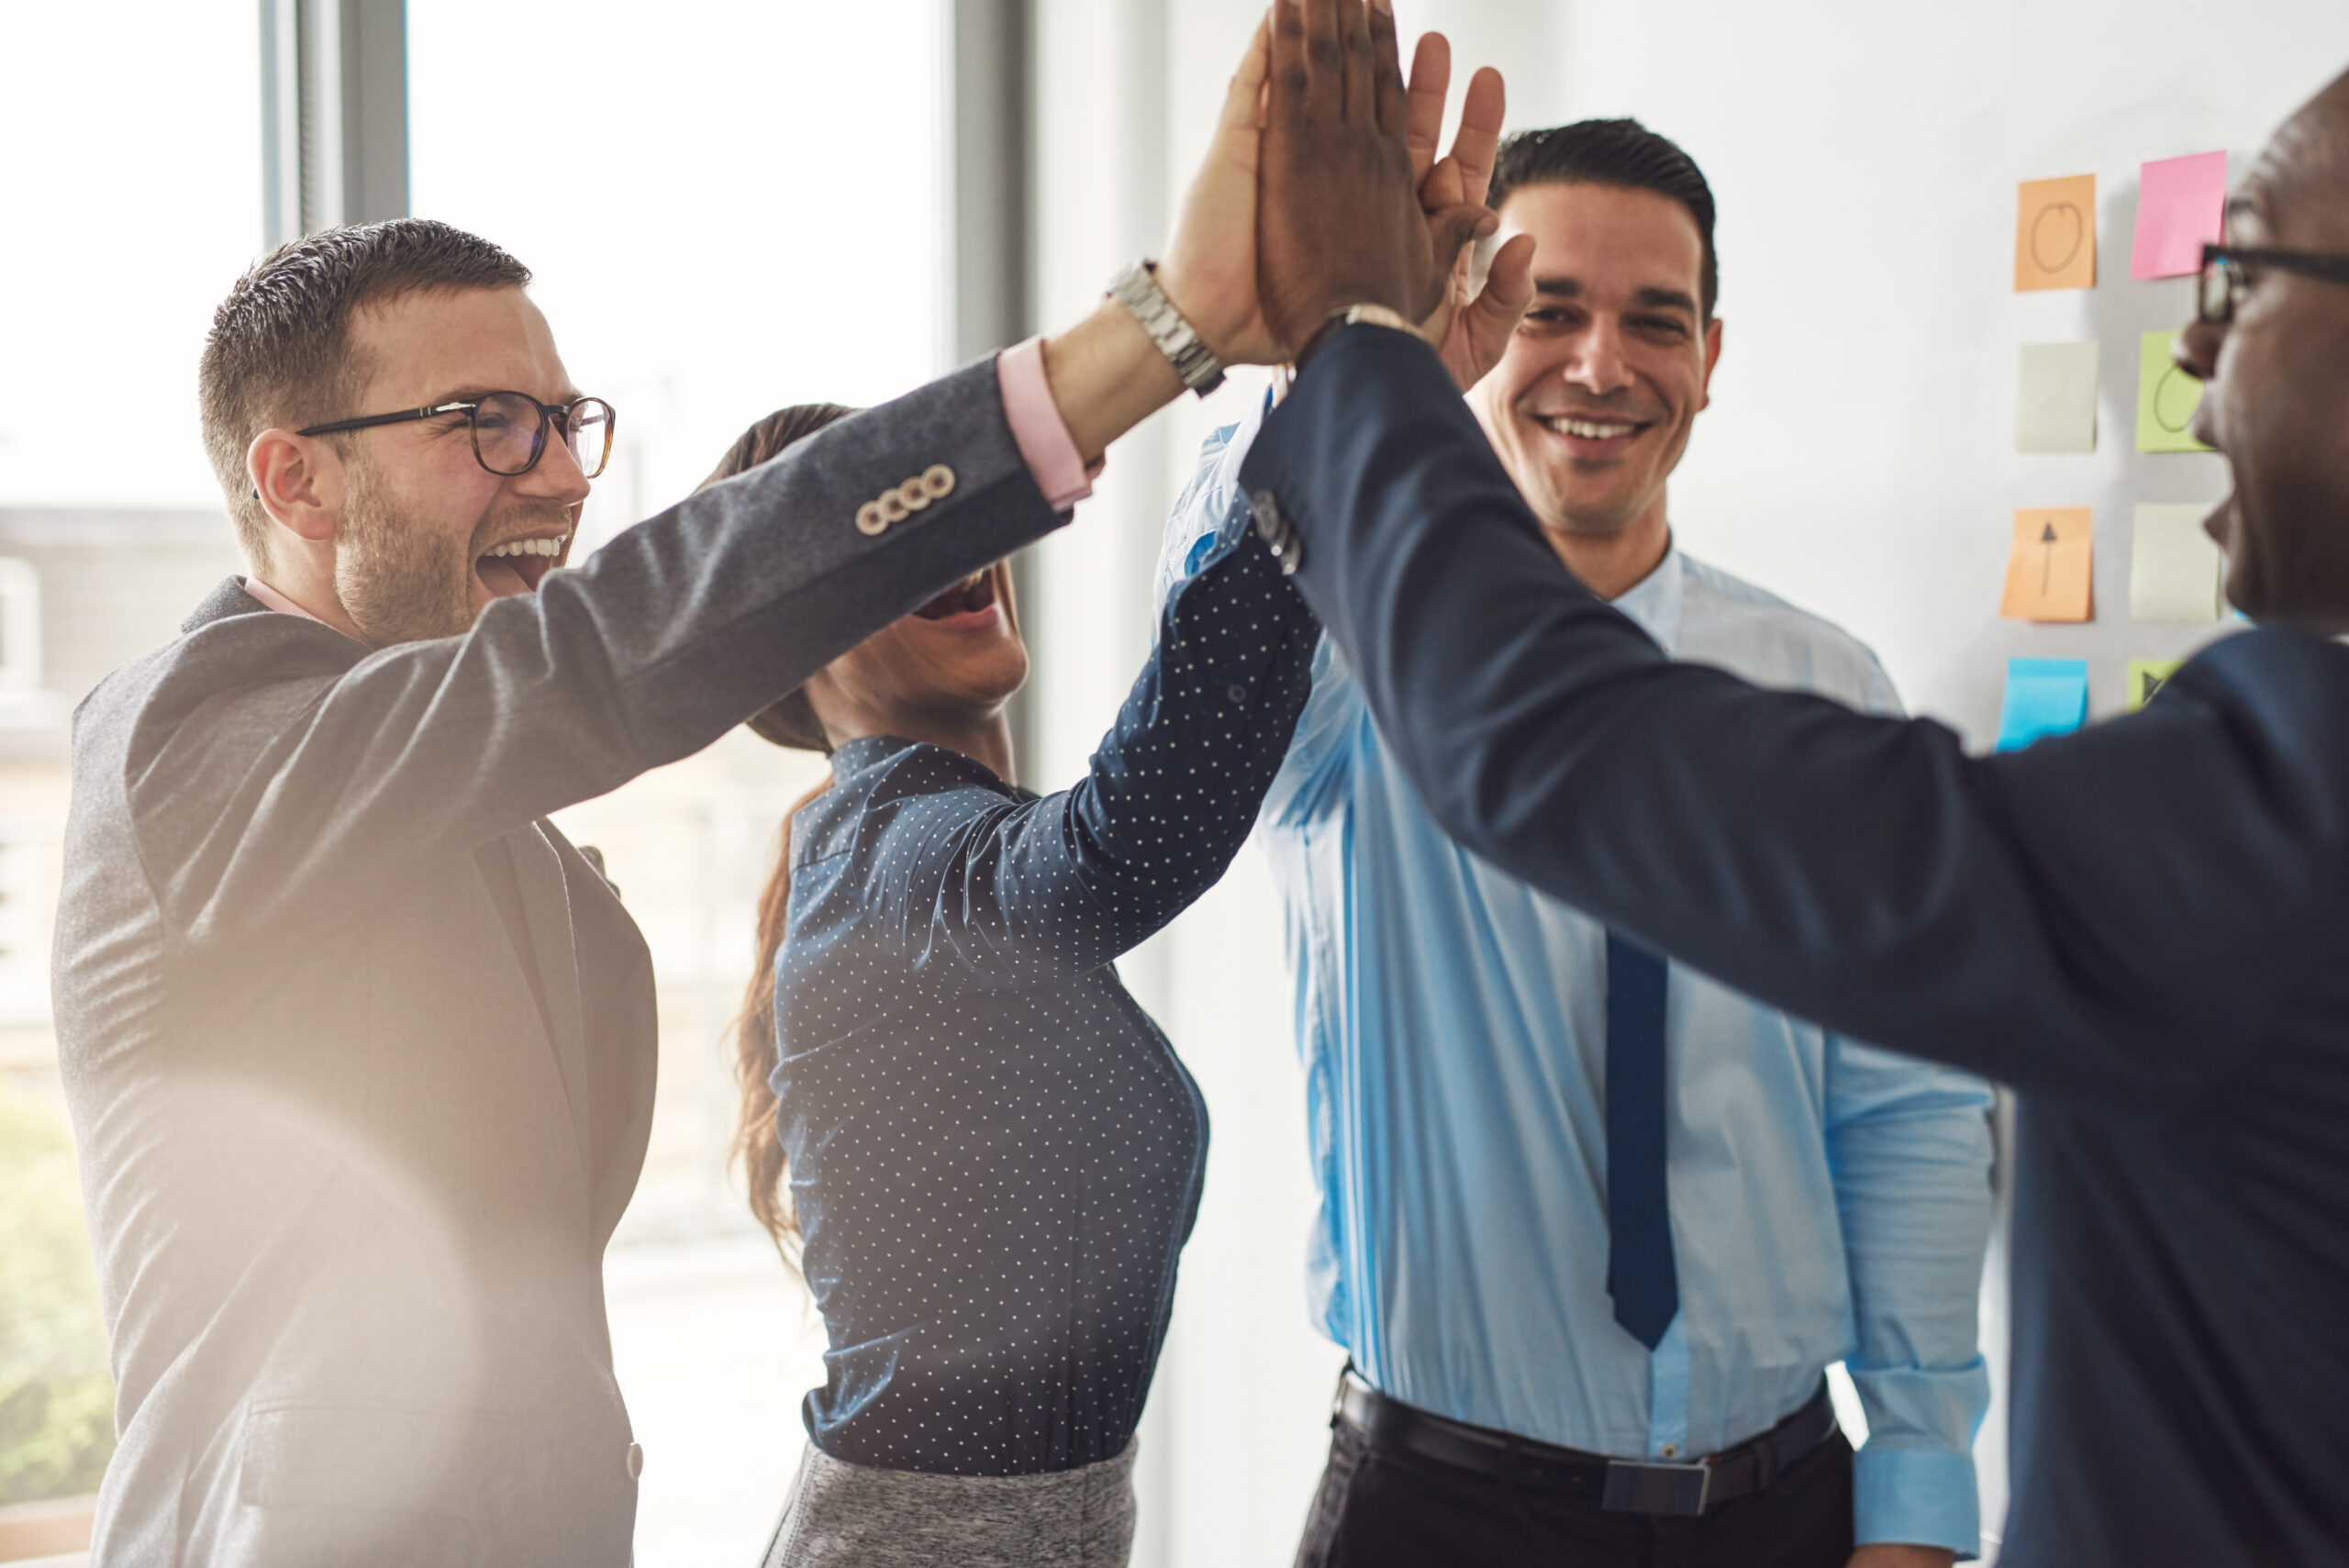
[1606,543,1686,656]
[240,574,369,645]
[829,734,915,780]
[240,574,327,623]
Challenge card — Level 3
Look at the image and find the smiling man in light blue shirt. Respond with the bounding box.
[1160,120,1992,1568]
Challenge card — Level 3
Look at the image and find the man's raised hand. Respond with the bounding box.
[1402,39,1535,388]
[1256,0,1498,356]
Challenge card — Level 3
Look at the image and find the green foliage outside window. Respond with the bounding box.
[0,1086,115,1505]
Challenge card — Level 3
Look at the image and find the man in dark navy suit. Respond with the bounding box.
[1237,6,2349,1565]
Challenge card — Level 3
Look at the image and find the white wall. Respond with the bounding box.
[1501,0,2349,738]
[1024,6,2349,1565]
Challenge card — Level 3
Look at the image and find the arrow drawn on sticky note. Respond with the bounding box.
[2002,507,2094,621]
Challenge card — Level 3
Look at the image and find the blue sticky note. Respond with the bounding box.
[1997,658,2089,751]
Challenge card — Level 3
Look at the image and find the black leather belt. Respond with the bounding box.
[1333,1370,1841,1518]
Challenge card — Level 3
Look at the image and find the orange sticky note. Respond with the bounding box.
[2016,174,2098,292]
[2001,507,2094,621]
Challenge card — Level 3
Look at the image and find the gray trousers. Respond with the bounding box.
[761,1441,1137,1568]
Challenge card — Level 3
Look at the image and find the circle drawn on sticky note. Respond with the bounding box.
[2030,203,2086,275]
[2152,363,2199,434]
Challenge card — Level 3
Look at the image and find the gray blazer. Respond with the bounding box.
[52,359,1063,1567]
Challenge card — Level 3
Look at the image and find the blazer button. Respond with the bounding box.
[856,501,888,536]
[921,463,956,500]
[897,477,932,512]
[626,1441,644,1480]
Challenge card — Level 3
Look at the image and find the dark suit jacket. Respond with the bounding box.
[1242,325,2349,1568]
[53,358,1064,1567]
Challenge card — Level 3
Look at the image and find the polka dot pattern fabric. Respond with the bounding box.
[772,533,1318,1476]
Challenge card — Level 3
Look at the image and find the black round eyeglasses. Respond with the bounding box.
[297,391,617,479]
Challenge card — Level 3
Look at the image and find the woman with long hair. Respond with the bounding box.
[714,403,1318,1565]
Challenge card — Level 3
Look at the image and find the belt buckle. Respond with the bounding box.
[1601,1458,1713,1517]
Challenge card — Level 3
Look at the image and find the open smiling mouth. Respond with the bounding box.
[1536,413,1655,452]
[474,535,568,597]
[912,570,1002,630]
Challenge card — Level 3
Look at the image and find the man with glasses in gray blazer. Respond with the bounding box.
[52,88,1284,1558]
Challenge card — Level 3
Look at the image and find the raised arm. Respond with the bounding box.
[130,361,1067,953]
[1238,0,2349,1106]
[1241,324,2349,1106]
[128,18,1297,953]
[835,532,1317,989]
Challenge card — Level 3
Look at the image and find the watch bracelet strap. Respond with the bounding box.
[1107,261,1226,397]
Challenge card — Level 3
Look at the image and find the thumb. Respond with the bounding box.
[1469,230,1537,327]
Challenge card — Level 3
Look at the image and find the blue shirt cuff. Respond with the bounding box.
[1853,1441,1982,1559]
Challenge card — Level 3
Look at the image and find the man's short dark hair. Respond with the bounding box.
[1487,118,1719,319]
[199,219,531,565]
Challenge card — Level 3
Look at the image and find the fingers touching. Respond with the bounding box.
[1219,14,1272,152]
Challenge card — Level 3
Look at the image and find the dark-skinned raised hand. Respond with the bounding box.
[1256,0,1498,356]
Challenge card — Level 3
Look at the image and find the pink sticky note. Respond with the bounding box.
[2132,151,2227,279]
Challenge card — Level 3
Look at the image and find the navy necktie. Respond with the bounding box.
[1605,931,1677,1350]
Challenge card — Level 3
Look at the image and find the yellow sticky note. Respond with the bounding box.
[2016,341,2099,453]
[2016,174,2098,292]
[2002,507,2094,622]
[2130,503,2223,621]
[2128,659,2184,711]
[2137,331,2212,452]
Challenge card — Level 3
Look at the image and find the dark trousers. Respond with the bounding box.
[1293,1414,1855,1568]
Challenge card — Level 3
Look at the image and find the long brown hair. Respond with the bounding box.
[709,404,859,1254]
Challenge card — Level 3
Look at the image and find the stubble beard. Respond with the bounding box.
[334,452,479,646]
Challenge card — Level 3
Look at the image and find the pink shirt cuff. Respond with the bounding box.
[996,337,1101,512]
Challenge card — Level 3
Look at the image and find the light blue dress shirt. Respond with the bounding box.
[1158,401,1996,1556]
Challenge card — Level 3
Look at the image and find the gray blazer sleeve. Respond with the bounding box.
[103,357,1063,951]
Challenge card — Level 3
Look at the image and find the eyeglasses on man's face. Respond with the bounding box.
[2195,242,2349,327]
[297,391,618,479]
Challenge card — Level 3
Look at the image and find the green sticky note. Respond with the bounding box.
[2130,503,2223,621]
[2016,341,2099,453]
[2128,659,2184,711]
[2137,331,2212,452]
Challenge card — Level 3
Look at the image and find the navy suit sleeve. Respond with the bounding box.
[838,534,1317,987]
[1240,325,2349,1108]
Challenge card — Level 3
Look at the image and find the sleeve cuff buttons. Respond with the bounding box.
[857,463,957,536]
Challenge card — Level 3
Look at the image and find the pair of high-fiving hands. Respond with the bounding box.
[1158,0,1537,392]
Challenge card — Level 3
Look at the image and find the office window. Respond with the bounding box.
[0,0,262,1518]
[408,6,946,1561]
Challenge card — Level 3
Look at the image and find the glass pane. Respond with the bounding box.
[410,0,944,552]
[0,5,263,511]
[408,9,944,1563]
[0,0,263,1519]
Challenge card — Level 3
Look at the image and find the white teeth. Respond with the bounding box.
[484,537,566,558]
[1545,417,1637,440]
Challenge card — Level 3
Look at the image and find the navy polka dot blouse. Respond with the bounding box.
[773,530,1318,1475]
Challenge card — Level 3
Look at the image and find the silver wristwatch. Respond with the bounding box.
[1107,260,1225,397]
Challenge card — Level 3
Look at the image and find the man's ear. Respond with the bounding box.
[247,428,344,546]
[1698,317,1725,413]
